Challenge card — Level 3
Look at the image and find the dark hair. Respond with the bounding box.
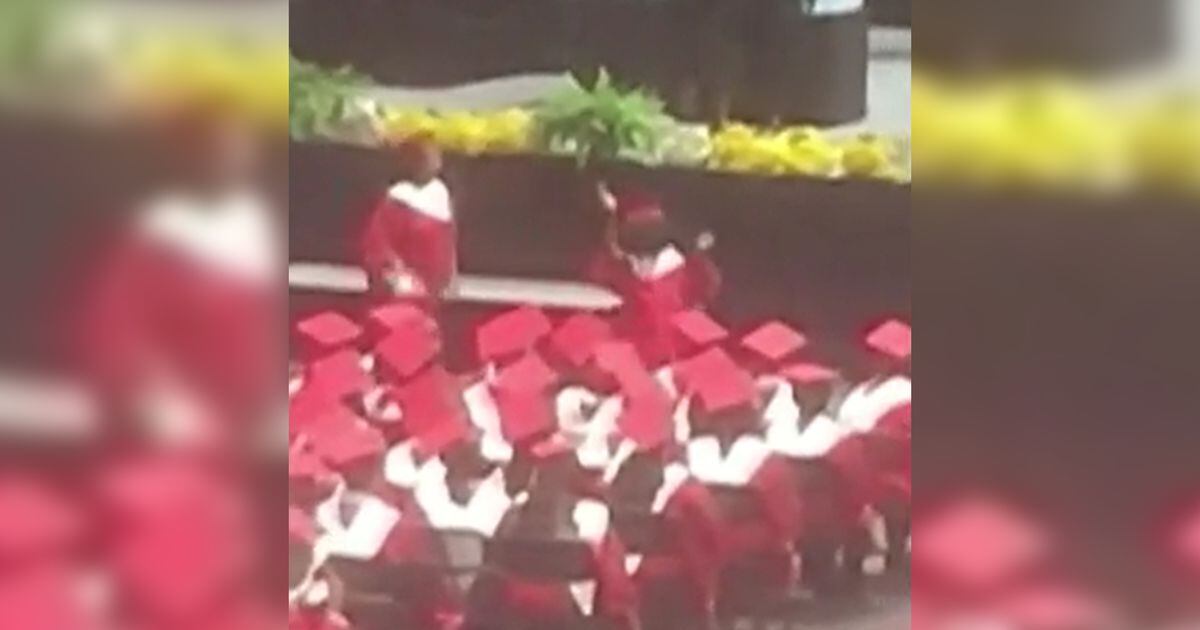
[617,218,676,257]
[391,134,442,184]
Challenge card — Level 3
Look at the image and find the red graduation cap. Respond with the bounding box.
[548,313,614,368]
[375,323,441,381]
[0,478,81,561]
[367,302,430,337]
[865,318,911,360]
[288,438,332,483]
[679,347,758,414]
[492,354,560,443]
[475,306,553,363]
[614,190,666,226]
[314,418,386,470]
[617,380,673,450]
[740,321,807,364]
[779,362,838,386]
[295,311,362,356]
[671,310,728,353]
[593,341,649,387]
[913,496,1052,595]
[306,349,372,400]
[289,506,316,545]
[396,365,469,450]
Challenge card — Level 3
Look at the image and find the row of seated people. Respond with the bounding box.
[287,302,911,630]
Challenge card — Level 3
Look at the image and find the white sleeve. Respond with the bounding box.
[466,467,514,537]
[725,437,770,486]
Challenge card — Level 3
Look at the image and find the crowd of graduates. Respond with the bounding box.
[286,301,912,630]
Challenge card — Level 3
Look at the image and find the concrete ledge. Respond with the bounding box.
[288,262,623,311]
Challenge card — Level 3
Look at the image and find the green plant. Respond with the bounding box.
[289,57,367,140]
[532,69,672,166]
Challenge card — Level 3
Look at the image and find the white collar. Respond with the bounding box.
[686,435,769,486]
[388,179,452,222]
[139,189,278,283]
[631,245,686,280]
[767,412,845,459]
[414,459,512,536]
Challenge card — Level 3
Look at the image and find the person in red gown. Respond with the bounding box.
[81,103,282,446]
[358,136,458,306]
[586,188,721,367]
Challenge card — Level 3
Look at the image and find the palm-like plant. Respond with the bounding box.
[533,69,672,166]
[289,57,367,140]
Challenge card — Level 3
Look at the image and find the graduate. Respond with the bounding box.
[676,347,801,615]
[83,102,281,443]
[586,189,721,367]
[359,135,458,306]
[600,366,726,630]
[837,318,912,434]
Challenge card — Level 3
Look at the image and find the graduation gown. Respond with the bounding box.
[289,608,352,630]
[359,179,457,301]
[84,189,280,433]
[587,245,721,367]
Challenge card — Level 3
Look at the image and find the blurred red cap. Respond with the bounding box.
[375,323,441,380]
[679,347,757,413]
[314,419,386,470]
[306,350,372,400]
[740,321,807,364]
[779,361,838,386]
[865,318,911,360]
[617,381,674,450]
[671,310,728,352]
[396,366,470,455]
[614,191,666,225]
[475,306,553,363]
[295,311,362,355]
[548,313,614,368]
[0,478,82,561]
[492,354,560,443]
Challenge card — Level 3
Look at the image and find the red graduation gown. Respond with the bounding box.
[586,248,721,366]
[359,193,457,299]
[634,479,726,615]
[84,232,277,429]
[289,608,352,630]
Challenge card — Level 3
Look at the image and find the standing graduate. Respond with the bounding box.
[586,188,721,367]
[359,135,458,306]
[82,102,282,445]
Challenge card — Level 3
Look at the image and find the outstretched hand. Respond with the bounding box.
[695,230,716,251]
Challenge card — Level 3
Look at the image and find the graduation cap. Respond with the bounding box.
[475,306,553,364]
[288,438,331,483]
[295,311,362,357]
[671,310,728,355]
[780,362,838,387]
[614,190,666,226]
[677,347,758,414]
[366,302,431,337]
[548,313,614,368]
[492,354,560,444]
[396,366,470,455]
[740,321,808,365]
[305,349,372,400]
[617,380,674,451]
[374,323,441,381]
[865,319,911,360]
[314,418,386,470]
[0,478,81,560]
[593,341,650,389]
